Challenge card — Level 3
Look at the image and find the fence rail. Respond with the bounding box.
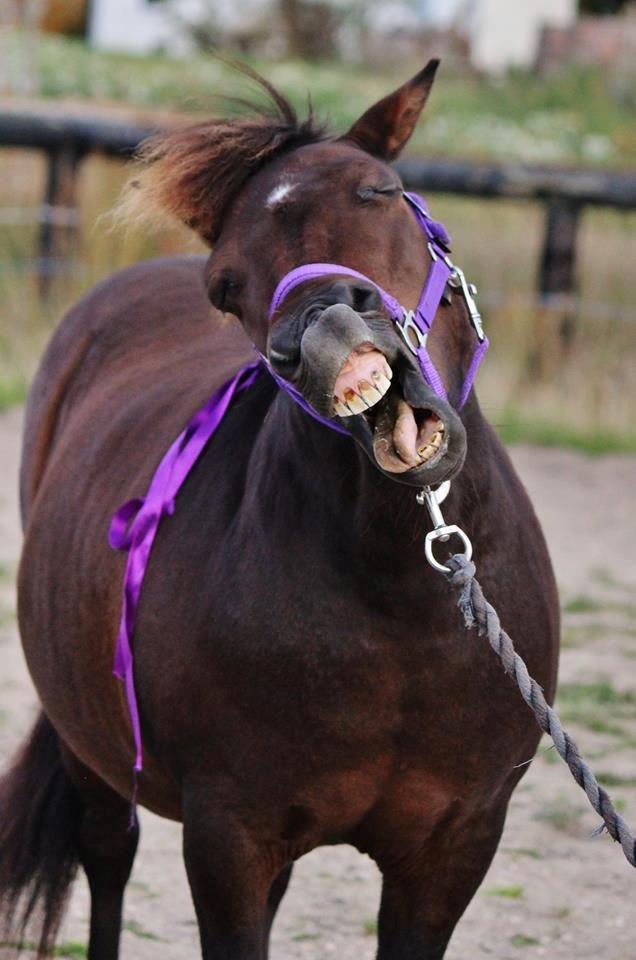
[1,108,635,307]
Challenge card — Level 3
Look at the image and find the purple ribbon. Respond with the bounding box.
[110,361,262,776]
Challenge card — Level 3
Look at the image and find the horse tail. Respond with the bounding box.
[0,712,81,957]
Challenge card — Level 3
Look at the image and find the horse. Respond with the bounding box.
[1,61,559,959]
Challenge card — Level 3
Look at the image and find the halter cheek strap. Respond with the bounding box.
[268,191,488,409]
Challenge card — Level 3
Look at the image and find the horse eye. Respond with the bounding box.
[357,184,403,202]
[210,276,238,312]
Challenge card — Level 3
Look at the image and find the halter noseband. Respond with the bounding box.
[267,191,489,410]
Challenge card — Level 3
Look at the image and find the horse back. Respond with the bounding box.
[20,255,252,525]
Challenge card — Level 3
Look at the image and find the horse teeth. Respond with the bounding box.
[418,444,435,461]
[344,390,368,415]
[334,367,393,417]
[371,371,391,397]
[418,430,444,460]
[358,380,383,409]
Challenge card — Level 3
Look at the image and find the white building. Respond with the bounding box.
[89,0,579,73]
[419,0,577,72]
[89,0,270,56]
[467,0,577,73]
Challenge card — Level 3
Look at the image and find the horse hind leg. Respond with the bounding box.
[60,749,139,960]
[0,712,82,958]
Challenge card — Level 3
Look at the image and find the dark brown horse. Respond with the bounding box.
[1,62,559,959]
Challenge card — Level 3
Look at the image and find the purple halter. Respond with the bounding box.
[267,191,488,410]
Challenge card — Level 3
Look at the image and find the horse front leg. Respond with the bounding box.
[182,787,283,960]
[373,804,508,960]
[263,863,293,957]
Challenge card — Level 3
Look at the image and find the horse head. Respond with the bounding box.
[125,62,480,487]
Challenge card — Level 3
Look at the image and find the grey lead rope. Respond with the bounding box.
[445,553,636,869]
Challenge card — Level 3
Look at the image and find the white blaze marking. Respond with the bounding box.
[265,180,297,209]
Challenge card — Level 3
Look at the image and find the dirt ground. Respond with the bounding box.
[1,405,634,960]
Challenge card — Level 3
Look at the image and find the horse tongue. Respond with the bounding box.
[373,398,419,474]
[373,400,443,473]
[391,400,421,467]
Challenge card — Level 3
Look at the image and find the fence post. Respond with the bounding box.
[539,196,581,334]
[530,195,582,379]
[38,144,83,298]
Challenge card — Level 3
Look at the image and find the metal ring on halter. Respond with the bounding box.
[396,308,427,354]
[425,525,473,574]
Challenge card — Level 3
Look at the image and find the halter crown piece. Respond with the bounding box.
[110,191,489,794]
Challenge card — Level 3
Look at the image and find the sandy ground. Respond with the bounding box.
[1,405,635,960]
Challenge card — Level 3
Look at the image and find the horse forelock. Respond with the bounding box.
[115,68,328,246]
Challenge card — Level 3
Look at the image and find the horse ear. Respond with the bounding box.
[342,59,439,161]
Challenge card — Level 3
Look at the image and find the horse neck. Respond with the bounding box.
[247,392,493,579]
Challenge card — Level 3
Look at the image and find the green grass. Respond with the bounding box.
[511,934,540,948]
[496,411,636,456]
[562,596,605,615]
[363,919,378,936]
[562,596,636,617]
[122,920,165,942]
[539,743,559,764]
[0,607,17,628]
[0,372,28,410]
[291,931,322,942]
[128,879,159,899]
[486,885,524,899]
[55,945,88,959]
[533,795,586,832]
[591,567,631,590]
[0,943,87,958]
[558,681,636,708]
[595,771,636,787]
[550,906,572,919]
[556,681,636,737]
[504,847,544,860]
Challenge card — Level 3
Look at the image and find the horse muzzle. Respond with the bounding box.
[281,303,467,487]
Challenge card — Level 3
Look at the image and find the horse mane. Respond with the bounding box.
[118,65,328,245]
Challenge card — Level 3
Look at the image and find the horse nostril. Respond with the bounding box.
[329,281,381,315]
[351,284,381,314]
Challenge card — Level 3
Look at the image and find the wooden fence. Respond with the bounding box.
[2,109,635,307]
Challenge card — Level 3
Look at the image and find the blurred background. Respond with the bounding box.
[0,0,634,449]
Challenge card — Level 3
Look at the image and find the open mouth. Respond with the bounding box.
[331,345,447,474]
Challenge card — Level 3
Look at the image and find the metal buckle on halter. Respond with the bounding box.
[448,266,485,342]
[428,241,455,270]
[396,308,427,355]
